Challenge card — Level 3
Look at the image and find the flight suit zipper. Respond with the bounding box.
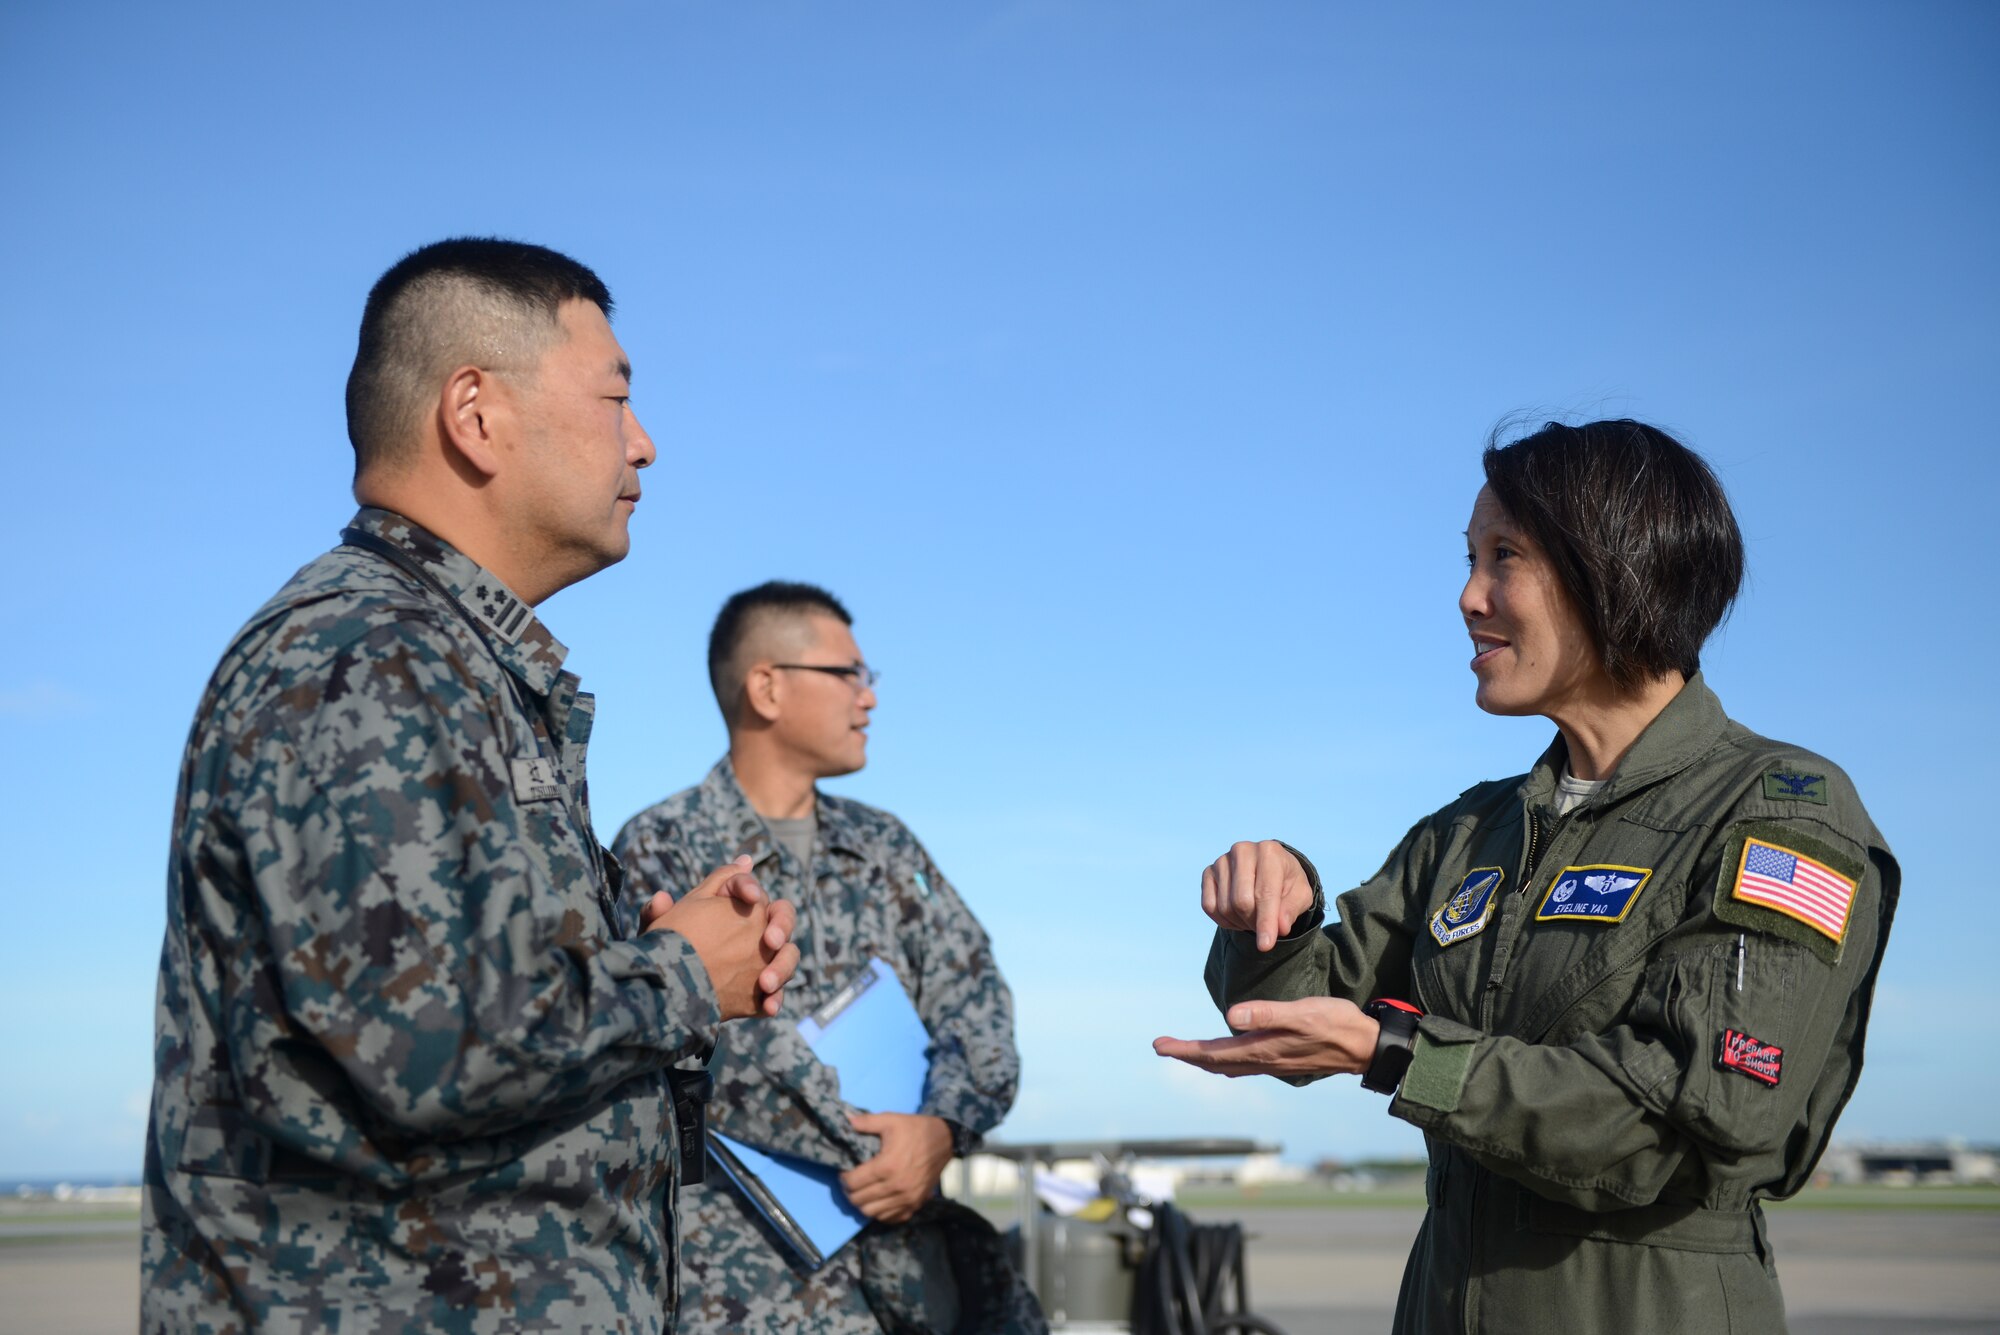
[1520,810,1546,893]
[1484,804,1591,1025]
[1463,801,1566,1332]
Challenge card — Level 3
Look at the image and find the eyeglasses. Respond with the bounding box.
[772,663,881,689]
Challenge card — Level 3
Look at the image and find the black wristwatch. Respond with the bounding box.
[1360,998,1423,1095]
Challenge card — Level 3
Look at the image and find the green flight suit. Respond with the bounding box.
[1207,677,1898,1335]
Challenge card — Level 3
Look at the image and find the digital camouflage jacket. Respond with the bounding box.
[613,759,1032,1335]
[144,508,720,1335]
[1208,677,1898,1335]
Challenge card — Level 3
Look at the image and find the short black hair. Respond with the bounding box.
[1482,419,1743,690]
[708,581,855,719]
[345,237,614,476]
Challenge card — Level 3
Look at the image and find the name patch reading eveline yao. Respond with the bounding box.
[1534,864,1654,924]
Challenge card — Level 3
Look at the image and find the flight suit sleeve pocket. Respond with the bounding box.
[1662,937,1801,1155]
[1621,951,1699,1106]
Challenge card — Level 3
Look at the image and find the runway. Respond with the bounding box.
[5,1204,1996,1333]
[1216,1204,2000,1334]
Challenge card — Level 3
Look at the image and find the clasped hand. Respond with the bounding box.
[840,1111,953,1224]
[641,856,801,1020]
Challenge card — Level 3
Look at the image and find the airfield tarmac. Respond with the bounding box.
[4,1202,1996,1333]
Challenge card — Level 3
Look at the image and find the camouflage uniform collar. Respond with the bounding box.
[1520,673,1729,810]
[702,756,869,864]
[813,789,871,860]
[347,507,570,697]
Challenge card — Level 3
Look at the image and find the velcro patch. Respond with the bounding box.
[1763,770,1828,804]
[1731,837,1857,945]
[1430,867,1503,946]
[1534,864,1653,923]
[1717,1028,1783,1086]
[1712,821,1868,966]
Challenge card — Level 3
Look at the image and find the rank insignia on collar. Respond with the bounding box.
[1534,864,1653,923]
[1717,1028,1782,1086]
[468,581,532,644]
[1430,867,1504,946]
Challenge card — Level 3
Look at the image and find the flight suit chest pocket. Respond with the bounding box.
[1412,882,1508,1024]
[1406,820,1522,1017]
[1505,817,1700,1025]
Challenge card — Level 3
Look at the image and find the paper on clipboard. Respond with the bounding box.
[710,957,931,1269]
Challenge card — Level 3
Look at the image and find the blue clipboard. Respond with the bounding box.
[710,958,930,1269]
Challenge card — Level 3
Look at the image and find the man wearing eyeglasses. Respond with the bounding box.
[612,581,1040,1334]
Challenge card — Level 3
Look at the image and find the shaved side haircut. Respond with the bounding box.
[345,237,614,476]
[708,581,854,722]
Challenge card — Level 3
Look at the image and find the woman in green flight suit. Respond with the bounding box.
[1156,420,1898,1335]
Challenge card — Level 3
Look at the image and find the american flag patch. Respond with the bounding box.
[1730,837,1858,943]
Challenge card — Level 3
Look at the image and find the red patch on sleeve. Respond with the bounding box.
[1717,1029,1783,1086]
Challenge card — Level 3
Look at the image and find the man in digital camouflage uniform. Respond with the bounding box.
[143,238,801,1335]
[613,582,1043,1335]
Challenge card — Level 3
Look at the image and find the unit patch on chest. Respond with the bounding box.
[1533,864,1653,923]
[1429,867,1504,946]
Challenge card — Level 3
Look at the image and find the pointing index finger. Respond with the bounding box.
[1255,885,1282,952]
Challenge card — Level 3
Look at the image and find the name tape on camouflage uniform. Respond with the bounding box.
[1729,836,1857,943]
[1534,864,1654,924]
[1430,867,1503,946]
[510,756,564,803]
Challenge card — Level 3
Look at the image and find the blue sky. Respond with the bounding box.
[2,2,1994,1177]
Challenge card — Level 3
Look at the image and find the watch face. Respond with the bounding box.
[1367,999,1420,1029]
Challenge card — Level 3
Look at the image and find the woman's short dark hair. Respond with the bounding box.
[1482,419,1743,690]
